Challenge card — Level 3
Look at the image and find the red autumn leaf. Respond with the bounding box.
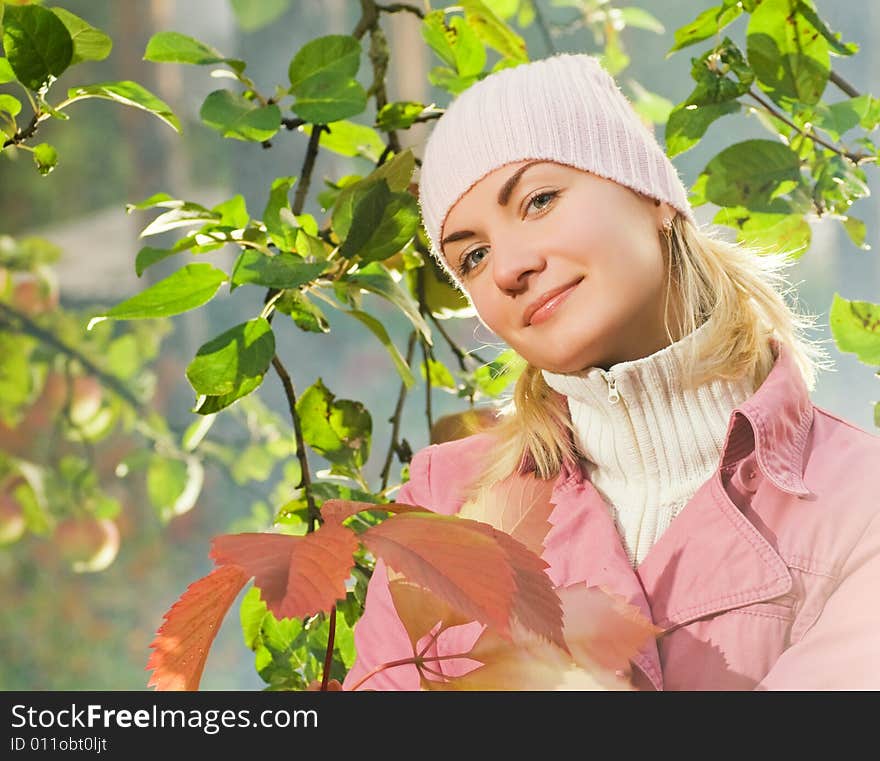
[146,565,249,691]
[388,575,475,651]
[210,523,358,619]
[363,512,565,649]
[320,498,433,526]
[458,471,557,558]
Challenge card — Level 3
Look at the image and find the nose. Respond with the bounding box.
[491,234,546,293]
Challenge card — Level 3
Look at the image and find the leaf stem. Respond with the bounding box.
[320,605,338,690]
[346,650,475,691]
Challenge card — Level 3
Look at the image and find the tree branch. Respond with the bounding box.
[380,330,417,490]
[270,354,321,532]
[377,2,424,19]
[0,302,145,412]
[747,88,872,165]
[829,70,860,99]
[2,110,40,149]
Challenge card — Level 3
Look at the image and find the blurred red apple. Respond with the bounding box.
[10,273,58,316]
[53,515,120,572]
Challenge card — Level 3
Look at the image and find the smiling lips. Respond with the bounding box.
[524,277,583,326]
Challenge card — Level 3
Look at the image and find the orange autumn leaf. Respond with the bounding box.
[146,565,249,691]
[457,471,557,558]
[388,576,475,651]
[210,524,359,620]
[320,498,434,526]
[363,512,565,649]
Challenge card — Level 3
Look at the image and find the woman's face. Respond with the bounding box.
[440,159,679,373]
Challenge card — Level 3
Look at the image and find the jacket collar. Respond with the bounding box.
[719,338,815,498]
[539,338,812,690]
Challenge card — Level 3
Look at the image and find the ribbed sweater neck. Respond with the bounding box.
[541,320,755,567]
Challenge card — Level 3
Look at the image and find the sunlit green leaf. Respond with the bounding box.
[231,251,326,290]
[186,318,275,397]
[263,176,298,251]
[666,101,740,157]
[147,455,204,523]
[460,0,527,63]
[344,262,431,343]
[67,81,181,132]
[275,290,330,333]
[0,58,15,84]
[292,76,367,124]
[51,7,112,65]
[0,93,22,117]
[296,379,371,478]
[376,101,430,131]
[841,216,869,250]
[144,31,244,72]
[2,4,72,91]
[89,263,228,326]
[747,0,829,107]
[289,34,361,91]
[300,120,385,161]
[668,2,742,55]
[200,89,280,141]
[139,203,219,237]
[830,294,880,365]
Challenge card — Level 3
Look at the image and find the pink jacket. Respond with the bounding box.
[344,341,880,690]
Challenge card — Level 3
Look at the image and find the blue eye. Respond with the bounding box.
[458,246,487,277]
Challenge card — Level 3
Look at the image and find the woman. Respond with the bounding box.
[343,53,880,690]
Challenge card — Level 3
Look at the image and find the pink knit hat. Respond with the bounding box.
[417,53,697,287]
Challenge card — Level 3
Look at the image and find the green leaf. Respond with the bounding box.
[331,150,416,241]
[810,96,872,141]
[139,202,219,237]
[339,180,391,259]
[344,262,432,343]
[147,455,204,523]
[344,187,420,263]
[275,290,330,333]
[713,206,811,258]
[88,263,228,327]
[794,1,858,56]
[263,176,298,251]
[698,139,802,210]
[286,36,365,123]
[0,58,15,84]
[300,120,385,161]
[144,31,244,72]
[67,81,182,132]
[421,358,457,391]
[213,194,249,229]
[421,10,457,69]
[230,0,292,31]
[186,318,275,399]
[126,192,178,212]
[830,294,880,365]
[296,379,371,478]
[686,39,755,107]
[376,101,430,131]
[344,309,416,388]
[292,75,367,124]
[628,81,673,125]
[746,0,829,107]
[51,7,112,65]
[105,334,141,381]
[668,2,742,55]
[32,142,56,175]
[460,0,528,63]
[2,4,72,91]
[841,217,869,250]
[666,101,740,157]
[289,35,361,91]
[230,251,326,290]
[200,90,280,142]
[0,93,22,117]
[473,348,525,396]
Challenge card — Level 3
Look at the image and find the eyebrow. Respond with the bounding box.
[440,160,550,249]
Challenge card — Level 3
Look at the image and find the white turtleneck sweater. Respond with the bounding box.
[541,320,755,568]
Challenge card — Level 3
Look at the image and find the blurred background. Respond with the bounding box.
[0,0,877,690]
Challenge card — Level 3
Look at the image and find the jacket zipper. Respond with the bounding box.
[604,373,620,404]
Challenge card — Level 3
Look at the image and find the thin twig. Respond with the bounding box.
[380,330,418,490]
[427,310,488,369]
[829,70,860,98]
[747,88,871,165]
[377,2,424,19]
[270,354,321,532]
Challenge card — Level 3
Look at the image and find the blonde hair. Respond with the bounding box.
[464,214,833,500]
